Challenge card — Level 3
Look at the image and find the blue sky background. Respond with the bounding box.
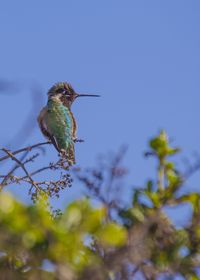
[0,1,200,229]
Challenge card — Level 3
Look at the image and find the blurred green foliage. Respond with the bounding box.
[1,131,200,279]
[0,193,126,279]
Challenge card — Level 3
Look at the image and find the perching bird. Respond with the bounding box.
[38,82,100,165]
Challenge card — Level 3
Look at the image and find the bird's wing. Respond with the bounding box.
[37,106,60,152]
[38,107,49,139]
[70,111,77,140]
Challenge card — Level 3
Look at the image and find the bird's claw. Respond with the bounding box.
[74,138,84,143]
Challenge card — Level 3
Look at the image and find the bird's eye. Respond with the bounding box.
[56,88,65,94]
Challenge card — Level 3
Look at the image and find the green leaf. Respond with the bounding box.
[130,207,145,222]
[97,223,127,246]
[149,130,179,159]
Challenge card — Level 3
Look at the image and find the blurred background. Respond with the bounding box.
[0,0,200,223]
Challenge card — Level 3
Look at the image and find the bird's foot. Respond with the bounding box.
[74,138,84,143]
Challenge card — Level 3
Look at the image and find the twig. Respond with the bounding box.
[158,162,165,191]
[0,153,40,183]
[14,158,66,182]
[1,151,29,187]
[22,165,53,179]
[0,149,40,192]
[0,141,50,162]
[0,166,53,184]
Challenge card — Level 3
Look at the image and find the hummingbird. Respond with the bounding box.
[38,82,100,165]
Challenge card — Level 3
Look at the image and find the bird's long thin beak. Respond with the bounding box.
[75,93,100,98]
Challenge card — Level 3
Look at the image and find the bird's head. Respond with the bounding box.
[48,82,100,107]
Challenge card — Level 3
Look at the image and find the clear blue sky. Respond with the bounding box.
[0,1,200,223]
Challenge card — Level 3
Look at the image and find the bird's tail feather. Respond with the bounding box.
[67,142,75,165]
[60,142,75,166]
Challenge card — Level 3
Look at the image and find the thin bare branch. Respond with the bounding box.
[0,141,50,162]
[1,151,29,186]
[0,148,40,192]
